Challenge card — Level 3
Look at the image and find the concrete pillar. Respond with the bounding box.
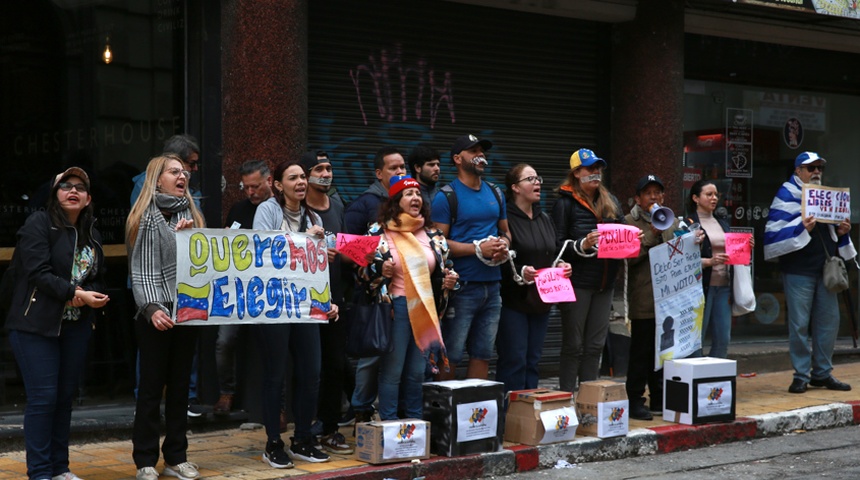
[610,0,685,213]
[221,0,308,220]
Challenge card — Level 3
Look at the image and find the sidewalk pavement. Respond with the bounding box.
[1,347,860,480]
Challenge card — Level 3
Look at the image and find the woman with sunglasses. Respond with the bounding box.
[6,168,109,480]
[551,149,624,393]
[496,164,571,395]
[687,179,753,359]
[126,155,205,480]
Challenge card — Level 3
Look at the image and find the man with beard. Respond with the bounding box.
[213,160,274,417]
[299,150,354,455]
[407,144,442,207]
[431,134,511,380]
[764,151,855,394]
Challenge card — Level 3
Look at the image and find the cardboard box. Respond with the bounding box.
[663,357,736,425]
[354,419,430,464]
[575,380,628,438]
[505,389,578,445]
[422,379,504,456]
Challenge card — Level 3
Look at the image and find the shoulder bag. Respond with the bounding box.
[819,229,850,293]
[344,290,394,358]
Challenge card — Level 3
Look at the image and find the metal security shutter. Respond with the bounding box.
[309,0,609,379]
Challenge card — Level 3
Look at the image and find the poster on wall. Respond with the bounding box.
[726,108,753,178]
[730,0,860,19]
[649,233,705,370]
[784,117,804,149]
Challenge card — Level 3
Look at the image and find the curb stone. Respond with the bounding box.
[303,400,860,480]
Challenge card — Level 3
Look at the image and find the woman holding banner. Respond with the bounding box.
[252,159,339,468]
[126,155,205,480]
[687,179,753,359]
[551,149,625,393]
[497,164,571,395]
[362,175,458,420]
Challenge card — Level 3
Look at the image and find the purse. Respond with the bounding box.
[819,230,850,293]
[345,292,394,357]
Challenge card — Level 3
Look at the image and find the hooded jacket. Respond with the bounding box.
[6,211,105,336]
[501,201,557,314]
[551,185,624,291]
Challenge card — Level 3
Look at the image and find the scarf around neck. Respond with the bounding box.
[385,213,448,371]
[131,193,194,316]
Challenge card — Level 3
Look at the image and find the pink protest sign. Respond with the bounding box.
[724,233,752,265]
[535,268,576,303]
[597,224,641,259]
[335,233,380,267]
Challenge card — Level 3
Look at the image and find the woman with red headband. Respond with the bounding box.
[361,175,458,420]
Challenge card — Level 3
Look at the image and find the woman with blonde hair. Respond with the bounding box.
[126,155,205,480]
[550,149,625,393]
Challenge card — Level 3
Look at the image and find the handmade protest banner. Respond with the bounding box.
[724,233,752,265]
[649,233,704,370]
[535,267,576,303]
[336,233,380,267]
[174,229,331,325]
[802,185,850,224]
[597,223,640,259]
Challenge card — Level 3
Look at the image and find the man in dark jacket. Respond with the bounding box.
[624,174,679,420]
[343,147,406,235]
[344,146,406,424]
[407,144,442,207]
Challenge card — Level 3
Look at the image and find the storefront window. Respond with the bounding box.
[0,0,185,407]
[1,0,185,247]
[682,79,860,339]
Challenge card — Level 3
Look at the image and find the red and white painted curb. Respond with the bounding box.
[305,401,860,480]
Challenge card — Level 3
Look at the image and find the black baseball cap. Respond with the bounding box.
[635,174,665,194]
[450,134,492,160]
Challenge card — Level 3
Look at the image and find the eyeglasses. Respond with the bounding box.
[803,164,825,173]
[58,182,88,193]
[165,168,191,179]
[517,175,543,185]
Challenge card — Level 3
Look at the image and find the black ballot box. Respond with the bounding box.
[422,379,505,457]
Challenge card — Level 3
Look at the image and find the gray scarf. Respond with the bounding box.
[130,193,194,320]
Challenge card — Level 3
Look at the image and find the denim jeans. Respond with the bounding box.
[378,297,426,420]
[254,323,321,443]
[442,282,501,365]
[702,286,731,358]
[9,320,92,480]
[558,288,612,392]
[351,355,380,413]
[495,306,550,394]
[215,324,242,395]
[783,273,840,382]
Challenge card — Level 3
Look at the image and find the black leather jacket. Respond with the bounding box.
[5,211,105,337]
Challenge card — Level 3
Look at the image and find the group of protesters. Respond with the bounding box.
[5,130,854,480]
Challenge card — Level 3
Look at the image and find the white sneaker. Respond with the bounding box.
[136,467,159,480]
[52,473,83,480]
[163,462,200,480]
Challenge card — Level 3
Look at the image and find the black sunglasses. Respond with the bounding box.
[58,182,88,193]
[803,164,825,172]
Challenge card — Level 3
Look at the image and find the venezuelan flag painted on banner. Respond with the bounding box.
[176,283,211,322]
[308,283,332,320]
